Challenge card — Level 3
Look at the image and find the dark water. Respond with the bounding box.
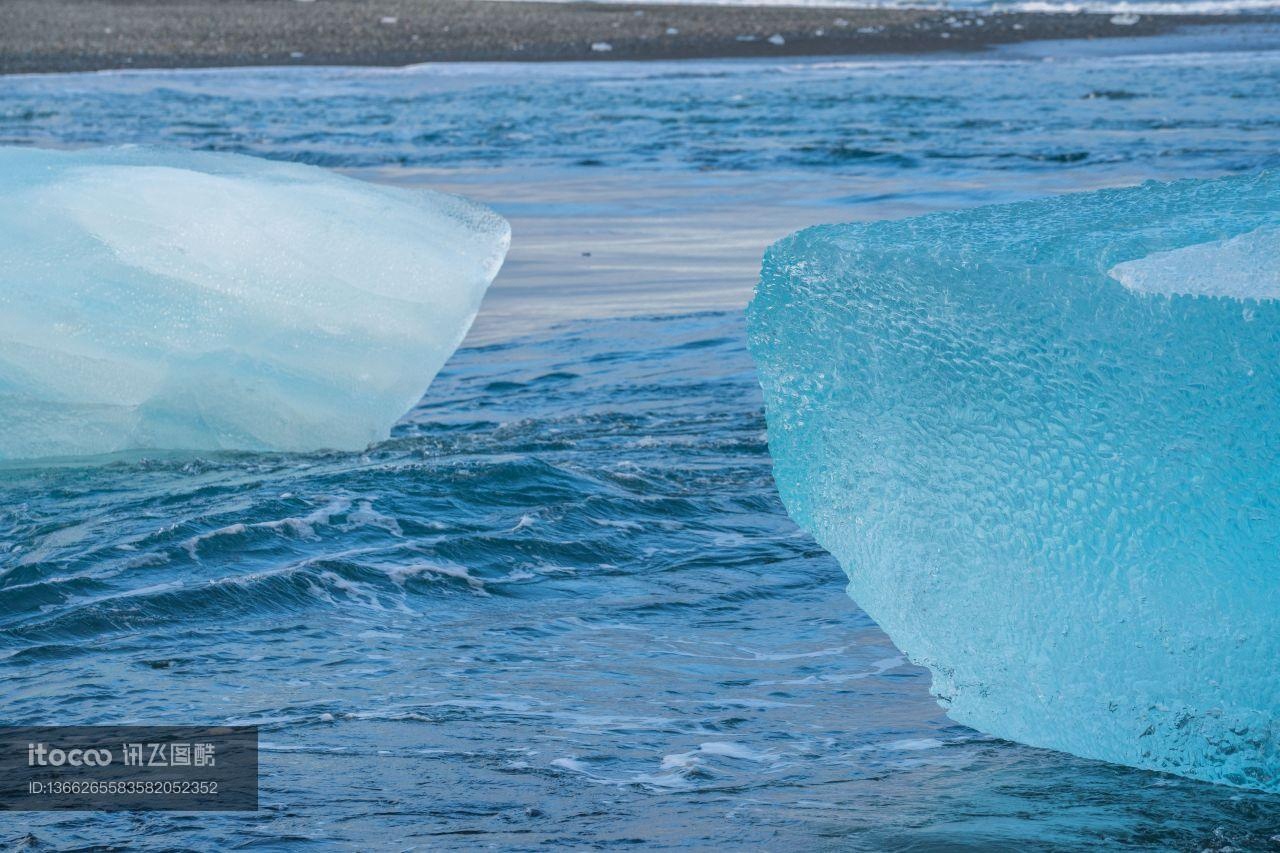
[4,313,1279,850]
[3,37,1280,850]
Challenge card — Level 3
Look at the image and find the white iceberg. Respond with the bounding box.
[0,146,510,460]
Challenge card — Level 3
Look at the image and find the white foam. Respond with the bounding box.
[384,562,490,594]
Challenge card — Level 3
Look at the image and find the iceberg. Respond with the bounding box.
[0,146,509,460]
[747,172,1280,791]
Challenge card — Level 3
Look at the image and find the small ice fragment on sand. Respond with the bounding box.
[1110,12,1141,24]
[666,27,679,35]
[834,17,850,26]
[736,34,759,42]
[591,41,613,52]
[380,16,397,25]
[290,51,304,59]
[768,34,786,46]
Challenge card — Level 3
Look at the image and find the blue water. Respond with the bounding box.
[7,313,1280,849]
[4,34,1280,849]
[3,39,1278,183]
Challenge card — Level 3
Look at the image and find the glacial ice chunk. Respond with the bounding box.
[0,146,509,460]
[1110,225,1280,301]
[747,171,1280,791]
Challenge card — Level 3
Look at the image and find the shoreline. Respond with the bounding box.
[1,1,1270,74]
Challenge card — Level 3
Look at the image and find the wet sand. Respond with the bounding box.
[0,0,1248,74]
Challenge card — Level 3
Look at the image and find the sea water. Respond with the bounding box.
[3,34,1280,849]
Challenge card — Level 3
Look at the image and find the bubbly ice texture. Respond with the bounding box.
[0,146,510,460]
[747,171,1280,791]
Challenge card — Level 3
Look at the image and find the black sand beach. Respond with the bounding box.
[0,0,1249,74]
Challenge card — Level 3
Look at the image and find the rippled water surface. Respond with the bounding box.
[4,38,1279,179]
[4,34,1280,850]
[6,313,1280,850]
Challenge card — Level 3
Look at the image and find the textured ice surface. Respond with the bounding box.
[0,146,509,460]
[1110,225,1280,301]
[747,171,1280,791]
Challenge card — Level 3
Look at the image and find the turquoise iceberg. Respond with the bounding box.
[0,146,509,461]
[748,172,1279,791]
